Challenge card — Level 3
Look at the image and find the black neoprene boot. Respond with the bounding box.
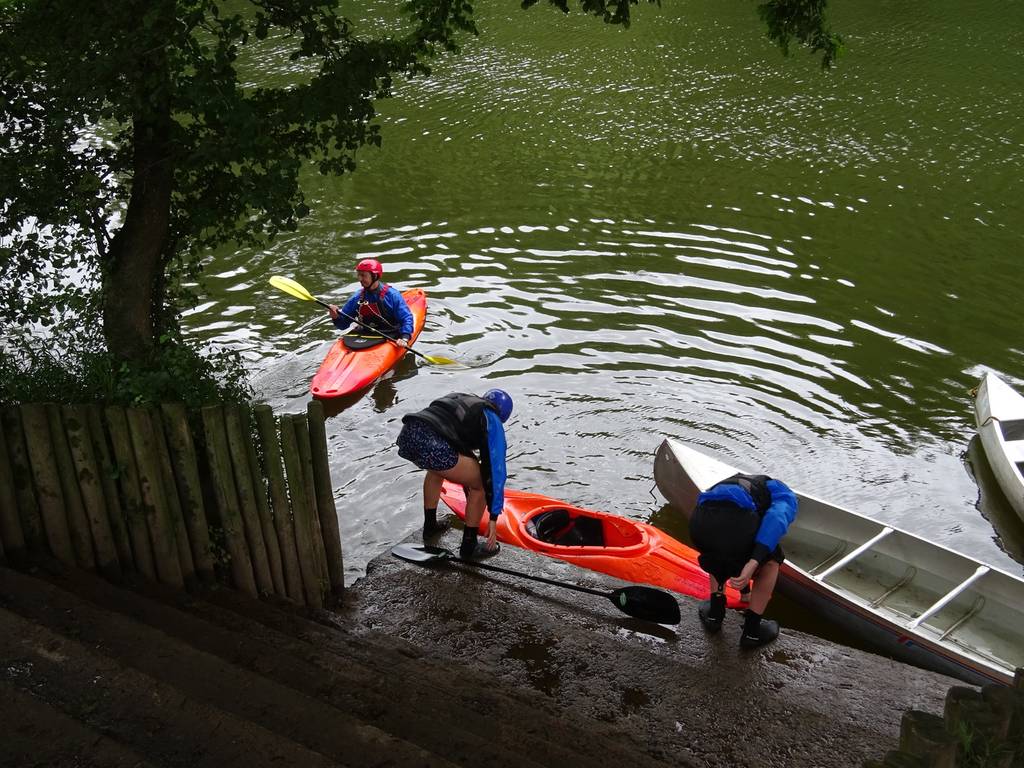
[697,591,726,633]
[459,525,500,560]
[739,610,779,648]
[423,507,449,538]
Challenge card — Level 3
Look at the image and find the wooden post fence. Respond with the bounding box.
[0,402,344,607]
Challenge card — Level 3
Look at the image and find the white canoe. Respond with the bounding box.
[975,371,1024,524]
[654,438,1024,687]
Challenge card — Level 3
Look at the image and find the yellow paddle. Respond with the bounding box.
[269,275,458,366]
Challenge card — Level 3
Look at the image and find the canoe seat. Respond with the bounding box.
[1004,441,1024,464]
[999,419,1024,441]
[526,509,605,547]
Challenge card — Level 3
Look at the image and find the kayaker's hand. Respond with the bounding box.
[485,519,498,551]
[727,559,759,591]
[396,337,409,348]
[328,304,340,320]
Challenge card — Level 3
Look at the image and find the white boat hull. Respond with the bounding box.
[975,371,1024,524]
[655,438,1024,687]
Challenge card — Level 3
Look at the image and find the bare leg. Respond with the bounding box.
[432,454,495,555]
[423,471,444,510]
[748,560,779,615]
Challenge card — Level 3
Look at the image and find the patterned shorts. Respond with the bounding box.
[396,420,459,472]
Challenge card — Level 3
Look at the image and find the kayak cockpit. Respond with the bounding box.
[522,506,645,550]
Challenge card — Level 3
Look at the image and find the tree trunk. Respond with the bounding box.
[102,55,173,362]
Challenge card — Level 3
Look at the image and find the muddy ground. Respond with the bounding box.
[338,525,963,768]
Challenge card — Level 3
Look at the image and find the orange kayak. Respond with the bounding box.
[439,481,745,607]
[311,289,426,399]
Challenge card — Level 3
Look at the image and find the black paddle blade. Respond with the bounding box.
[391,543,453,564]
[610,586,681,625]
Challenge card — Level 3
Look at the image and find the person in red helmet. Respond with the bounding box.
[327,259,414,346]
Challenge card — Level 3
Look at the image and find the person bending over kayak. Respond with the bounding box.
[327,258,414,347]
[688,472,798,648]
[396,390,513,559]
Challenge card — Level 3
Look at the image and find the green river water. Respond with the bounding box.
[185,0,1024,586]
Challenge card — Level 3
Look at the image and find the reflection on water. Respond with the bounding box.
[964,436,1024,566]
[185,0,1024,586]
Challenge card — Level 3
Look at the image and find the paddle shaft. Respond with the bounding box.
[450,555,610,598]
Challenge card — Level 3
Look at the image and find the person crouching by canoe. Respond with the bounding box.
[327,258,414,347]
[396,390,513,559]
[688,473,798,648]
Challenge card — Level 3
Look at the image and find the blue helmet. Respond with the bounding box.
[483,388,513,423]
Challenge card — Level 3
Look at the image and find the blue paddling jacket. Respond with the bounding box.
[692,474,798,573]
[333,283,414,339]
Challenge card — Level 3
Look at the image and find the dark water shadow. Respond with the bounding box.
[369,354,419,413]
[964,435,1024,567]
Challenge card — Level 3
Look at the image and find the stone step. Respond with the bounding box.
[22,562,670,768]
[0,566,459,768]
[0,679,158,768]
[0,605,343,768]
[197,579,673,768]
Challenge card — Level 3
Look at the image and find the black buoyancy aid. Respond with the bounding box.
[403,393,494,456]
[720,473,773,515]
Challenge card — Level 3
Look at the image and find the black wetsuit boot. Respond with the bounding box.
[740,609,779,648]
[423,507,449,537]
[459,524,499,559]
[697,591,726,633]
[459,525,480,559]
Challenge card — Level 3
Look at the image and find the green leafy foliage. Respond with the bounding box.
[1,0,473,399]
[0,333,253,409]
[522,0,840,66]
[756,0,843,69]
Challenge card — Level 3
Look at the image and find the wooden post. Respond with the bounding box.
[200,405,257,597]
[18,403,75,565]
[105,406,157,580]
[0,407,44,552]
[306,400,344,596]
[241,406,286,597]
[253,405,304,603]
[86,405,134,571]
[279,414,325,608]
[45,404,96,569]
[62,405,121,581]
[148,407,196,588]
[0,422,27,565]
[160,403,215,584]
[291,413,329,595]
[224,404,274,595]
[125,407,184,589]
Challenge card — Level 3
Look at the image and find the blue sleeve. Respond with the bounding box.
[750,479,798,564]
[332,291,361,330]
[483,409,507,516]
[386,287,415,338]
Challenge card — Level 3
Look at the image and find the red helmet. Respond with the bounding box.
[355,258,383,277]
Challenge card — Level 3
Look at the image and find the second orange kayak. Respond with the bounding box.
[311,288,426,399]
[439,481,745,607]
